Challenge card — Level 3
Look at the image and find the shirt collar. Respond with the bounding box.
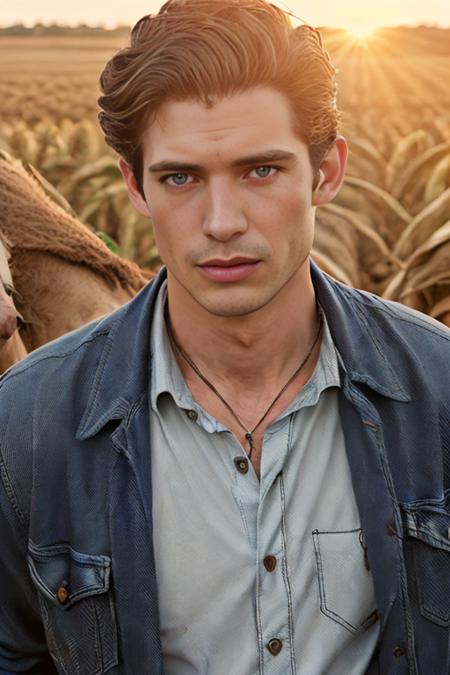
[150,280,194,413]
[150,281,229,433]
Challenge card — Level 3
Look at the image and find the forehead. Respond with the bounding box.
[0,240,13,286]
[143,86,306,161]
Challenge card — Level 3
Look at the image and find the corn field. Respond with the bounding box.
[1,27,450,325]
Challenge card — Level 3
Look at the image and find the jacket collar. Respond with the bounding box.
[77,260,409,440]
[310,260,410,402]
[76,268,167,440]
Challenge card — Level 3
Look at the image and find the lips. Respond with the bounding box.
[198,257,260,282]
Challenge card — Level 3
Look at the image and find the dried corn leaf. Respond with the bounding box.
[344,176,411,226]
[401,291,428,314]
[321,202,403,266]
[348,138,385,173]
[334,182,369,216]
[311,250,354,286]
[58,156,120,196]
[424,155,450,204]
[395,188,450,258]
[430,296,450,320]
[382,269,408,301]
[26,163,77,216]
[405,220,450,269]
[399,245,450,296]
[393,141,450,200]
[385,130,434,193]
[405,241,450,284]
[400,273,450,297]
[314,208,361,286]
[41,155,76,173]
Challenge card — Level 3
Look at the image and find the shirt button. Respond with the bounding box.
[267,639,283,656]
[186,409,198,422]
[234,457,249,474]
[393,646,405,658]
[263,555,277,572]
[57,581,70,605]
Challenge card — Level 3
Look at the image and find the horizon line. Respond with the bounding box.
[1,21,450,30]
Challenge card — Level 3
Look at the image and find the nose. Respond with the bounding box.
[202,179,248,241]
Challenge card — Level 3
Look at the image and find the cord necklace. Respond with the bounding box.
[166,308,323,460]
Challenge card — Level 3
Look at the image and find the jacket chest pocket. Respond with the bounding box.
[28,542,118,675]
[312,528,378,633]
[401,500,450,626]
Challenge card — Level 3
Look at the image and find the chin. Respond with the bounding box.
[202,305,261,318]
[192,290,279,318]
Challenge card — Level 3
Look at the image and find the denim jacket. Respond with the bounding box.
[0,260,449,675]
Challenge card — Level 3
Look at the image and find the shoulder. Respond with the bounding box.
[0,274,161,398]
[337,284,450,393]
[0,315,115,494]
[0,290,151,526]
[346,284,450,353]
[313,261,450,355]
[314,264,450,402]
[0,313,112,399]
[0,273,162,441]
[346,284,450,340]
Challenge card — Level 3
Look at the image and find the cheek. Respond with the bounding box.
[151,214,193,270]
[264,189,313,232]
[152,226,175,263]
[280,196,315,252]
[148,212,174,261]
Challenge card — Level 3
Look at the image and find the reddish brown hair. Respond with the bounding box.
[98,0,340,195]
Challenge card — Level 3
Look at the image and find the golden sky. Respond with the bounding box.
[1,0,450,33]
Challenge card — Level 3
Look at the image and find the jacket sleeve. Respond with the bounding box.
[0,373,57,673]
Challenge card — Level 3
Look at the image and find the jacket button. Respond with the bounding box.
[186,409,198,421]
[267,639,283,656]
[234,457,249,474]
[263,555,277,572]
[57,581,70,605]
[393,646,405,658]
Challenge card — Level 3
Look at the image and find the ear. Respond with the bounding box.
[119,158,152,218]
[312,136,348,207]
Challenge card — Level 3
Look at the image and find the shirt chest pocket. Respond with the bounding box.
[27,542,118,675]
[401,500,450,627]
[312,528,378,633]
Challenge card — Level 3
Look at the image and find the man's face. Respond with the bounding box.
[125,87,338,318]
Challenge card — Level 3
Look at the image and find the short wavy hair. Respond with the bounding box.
[98,0,341,195]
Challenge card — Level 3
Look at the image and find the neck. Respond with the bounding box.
[165,264,319,394]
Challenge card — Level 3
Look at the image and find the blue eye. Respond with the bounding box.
[168,173,191,186]
[159,173,194,187]
[251,166,276,179]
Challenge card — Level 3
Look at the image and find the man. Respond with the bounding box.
[0,1,449,673]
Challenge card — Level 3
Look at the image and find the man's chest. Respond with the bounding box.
[150,388,379,675]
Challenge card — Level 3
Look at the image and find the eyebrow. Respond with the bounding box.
[148,150,297,173]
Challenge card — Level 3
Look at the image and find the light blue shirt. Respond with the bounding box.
[150,282,379,674]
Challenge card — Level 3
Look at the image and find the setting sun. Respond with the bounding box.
[346,25,378,41]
